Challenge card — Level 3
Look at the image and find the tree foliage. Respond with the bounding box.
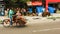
[4,0,30,8]
[4,0,45,8]
[11,0,30,3]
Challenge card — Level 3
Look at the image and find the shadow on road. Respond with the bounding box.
[13,25,27,28]
[3,25,28,28]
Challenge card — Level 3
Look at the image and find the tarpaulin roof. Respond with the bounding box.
[46,0,60,2]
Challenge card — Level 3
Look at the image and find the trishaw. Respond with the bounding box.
[3,15,27,27]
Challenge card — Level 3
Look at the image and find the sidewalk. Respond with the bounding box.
[25,16,60,24]
[24,13,60,24]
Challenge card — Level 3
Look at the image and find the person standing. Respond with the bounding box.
[5,9,8,16]
[8,8,14,26]
[5,8,9,16]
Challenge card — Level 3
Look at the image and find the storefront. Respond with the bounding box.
[27,1,44,15]
[26,0,60,15]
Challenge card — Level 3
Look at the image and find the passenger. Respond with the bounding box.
[16,10,26,26]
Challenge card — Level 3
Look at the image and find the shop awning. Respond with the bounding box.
[27,1,42,6]
[32,1,42,6]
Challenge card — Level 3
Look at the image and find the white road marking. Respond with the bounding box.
[32,28,60,32]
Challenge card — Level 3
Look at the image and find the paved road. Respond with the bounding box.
[0,16,60,34]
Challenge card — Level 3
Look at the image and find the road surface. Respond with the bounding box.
[0,16,60,34]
